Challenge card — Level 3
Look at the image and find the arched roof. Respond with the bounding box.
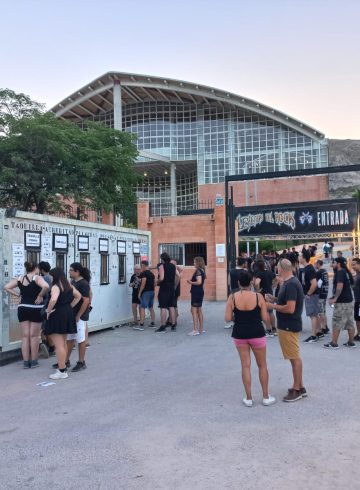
[51,71,325,140]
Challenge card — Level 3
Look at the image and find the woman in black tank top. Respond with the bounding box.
[225,271,276,407]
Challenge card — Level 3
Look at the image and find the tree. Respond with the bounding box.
[0,89,139,219]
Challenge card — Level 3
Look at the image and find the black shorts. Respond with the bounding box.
[18,306,43,323]
[158,289,175,308]
[132,292,140,305]
[354,301,360,321]
[191,291,204,308]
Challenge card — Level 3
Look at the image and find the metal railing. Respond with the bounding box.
[149,200,214,217]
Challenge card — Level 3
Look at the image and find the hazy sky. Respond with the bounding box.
[1,0,359,139]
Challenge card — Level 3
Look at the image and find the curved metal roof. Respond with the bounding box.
[51,71,325,140]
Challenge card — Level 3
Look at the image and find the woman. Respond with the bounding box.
[5,261,49,369]
[225,271,276,407]
[45,268,81,380]
[187,256,206,336]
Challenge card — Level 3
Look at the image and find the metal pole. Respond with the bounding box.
[170,163,177,216]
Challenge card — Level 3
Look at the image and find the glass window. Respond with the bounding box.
[184,243,207,266]
[80,252,90,269]
[27,251,40,264]
[118,255,126,284]
[56,253,66,271]
[159,243,184,265]
[134,254,141,266]
[100,254,109,285]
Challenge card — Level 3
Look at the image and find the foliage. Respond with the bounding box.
[0,89,139,218]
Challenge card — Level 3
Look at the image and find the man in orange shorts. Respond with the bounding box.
[266,259,305,402]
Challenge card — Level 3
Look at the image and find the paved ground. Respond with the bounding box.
[1,300,360,490]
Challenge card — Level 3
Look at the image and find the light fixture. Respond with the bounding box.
[144,172,147,177]
[164,170,168,175]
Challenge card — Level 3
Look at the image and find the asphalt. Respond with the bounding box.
[0,299,359,490]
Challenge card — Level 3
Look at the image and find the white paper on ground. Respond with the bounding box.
[36,381,56,387]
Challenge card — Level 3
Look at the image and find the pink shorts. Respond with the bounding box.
[233,337,266,348]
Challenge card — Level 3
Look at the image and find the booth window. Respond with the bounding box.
[100,254,109,284]
[134,254,141,266]
[159,243,207,266]
[27,251,40,264]
[56,253,66,271]
[118,255,126,283]
[80,253,90,270]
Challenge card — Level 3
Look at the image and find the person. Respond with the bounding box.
[265,259,306,402]
[254,261,276,336]
[323,241,330,259]
[171,259,183,330]
[138,260,156,329]
[187,256,206,336]
[129,265,142,331]
[229,258,248,292]
[299,250,321,343]
[337,250,343,259]
[4,261,49,369]
[329,241,335,259]
[45,268,81,380]
[156,252,179,333]
[324,258,356,349]
[225,271,275,407]
[352,258,360,341]
[64,263,91,372]
[314,260,329,335]
[38,261,55,357]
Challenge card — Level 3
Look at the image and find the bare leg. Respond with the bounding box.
[318,313,327,330]
[149,307,155,323]
[237,344,252,400]
[311,316,320,336]
[132,303,138,323]
[20,321,31,361]
[198,308,204,333]
[51,334,67,370]
[269,312,276,330]
[78,341,86,363]
[252,346,269,398]
[348,328,355,342]
[331,329,341,345]
[66,340,75,362]
[168,307,175,324]
[191,306,199,332]
[160,308,167,325]
[30,322,41,361]
[289,358,303,391]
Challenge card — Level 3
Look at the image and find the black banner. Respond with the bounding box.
[236,199,358,236]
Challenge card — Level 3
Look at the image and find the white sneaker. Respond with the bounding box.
[242,398,253,407]
[49,369,68,380]
[224,323,233,329]
[133,326,144,331]
[263,395,276,406]
[188,331,200,336]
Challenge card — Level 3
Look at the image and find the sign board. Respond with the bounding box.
[53,234,68,251]
[117,240,126,254]
[215,194,224,206]
[216,243,226,257]
[12,243,25,277]
[24,231,41,250]
[99,238,109,253]
[78,236,89,251]
[133,242,140,254]
[236,199,358,236]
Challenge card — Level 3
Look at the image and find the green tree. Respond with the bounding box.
[0,89,139,219]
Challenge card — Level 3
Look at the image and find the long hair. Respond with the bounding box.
[194,256,206,272]
[70,262,91,283]
[50,267,71,292]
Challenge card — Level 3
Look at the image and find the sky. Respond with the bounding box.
[1,0,359,139]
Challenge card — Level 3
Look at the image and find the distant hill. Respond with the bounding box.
[328,139,360,199]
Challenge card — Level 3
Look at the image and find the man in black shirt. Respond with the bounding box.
[138,261,156,328]
[254,261,276,335]
[265,258,305,402]
[229,258,248,292]
[299,250,321,343]
[315,260,329,335]
[156,252,179,333]
[324,258,355,349]
[352,258,360,341]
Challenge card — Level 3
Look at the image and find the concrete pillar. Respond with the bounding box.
[113,80,122,131]
[170,163,177,216]
[214,204,227,301]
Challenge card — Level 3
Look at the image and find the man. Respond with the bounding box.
[352,258,360,341]
[324,258,356,349]
[171,259,183,329]
[38,261,54,357]
[299,250,321,343]
[254,260,276,336]
[315,260,329,335]
[138,260,156,328]
[323,241,330,260]
[156,252,179,333]
[129,265,143,331]
[265,259,305,402]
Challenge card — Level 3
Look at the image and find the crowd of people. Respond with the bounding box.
[226,243,360,406]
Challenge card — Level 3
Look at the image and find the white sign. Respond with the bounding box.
[53,234,68,250]
[78,236,89,251]
[217,257,224,263]
[41,234,53,263]
[117,240,126,254]
[25,231,41,249]
[12,243,25,277]
[133,242,140,254]
[99,239,109,253]
[216,243,226,257]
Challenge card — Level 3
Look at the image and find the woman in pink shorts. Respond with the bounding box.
[225,271,276,407]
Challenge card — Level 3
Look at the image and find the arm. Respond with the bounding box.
[46,285,60,317]
[4,278,20,297]
[71,286,82,309]
[254,277,261,292]
[138,277,147,297]
[187,272,202,286]
[157,264,164,285]
[329,282,344,304]
[271,300,296,315]
[258,294,270,328]
[34,275,50,304]
[76,295,90,323]
[174,268,180,289]
[307,278,318,296]
[225,295,234,322]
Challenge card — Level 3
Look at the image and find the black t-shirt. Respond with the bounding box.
[255,270,275,295]
[276,276,304,332]
[333,269,353,303]
[140,270,155,292]
[229,268,246,291]
[159,263,176,291]
[72,278,90,321]
[130,274,141,291]
[315,269,329,300]
[299,264,317,295]
[354,272,360,302]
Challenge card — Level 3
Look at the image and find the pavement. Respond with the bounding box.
[1,300,360,490]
